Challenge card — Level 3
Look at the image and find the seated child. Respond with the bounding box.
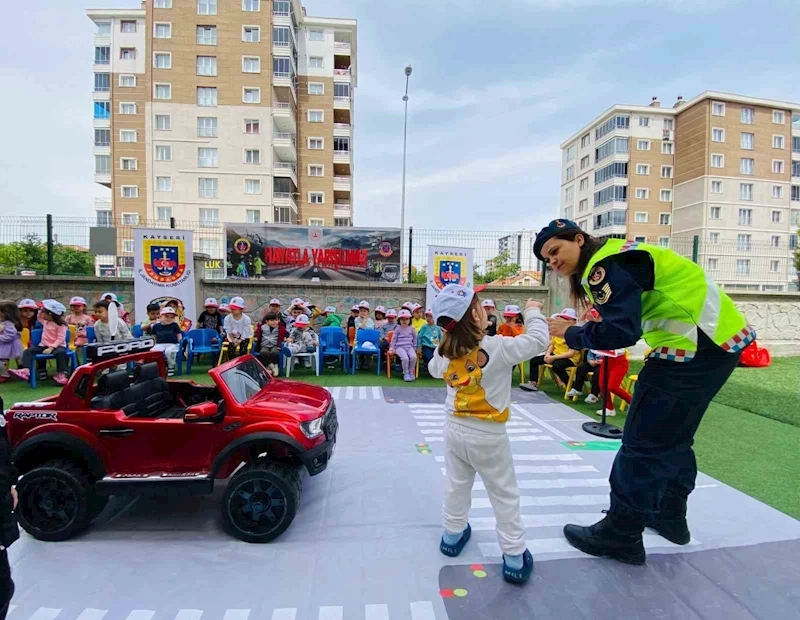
[151,306,183,376]
[141,303,161,334]
[482,299,498,336]
[0,300,22,383]
[374,306,387,330]
[10,300,70,385]
[498,305,524,337]
[268,298,287,324]
[223,297,252,358]
[389,309,418,382]
[354,301,375,369]
[197,298,223,334]
[101,292,130,325]
[285,302,305,331]
[379,308,398,358]
[345,305,359,334]
[411,304,426,332]
[522,308,580,392]
[284,314,319,369]
[218,303,230,324]
[254,311,286,375]
[91,300,133,343]
[417,309,443,369]
[66,296,94,348]
[567,349,601,404]
[321,306,342,328]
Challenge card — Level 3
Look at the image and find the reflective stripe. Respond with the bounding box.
[698,274,721,341]
[647,347,696,362]
[721,325,756,352]
[642,319,697,343]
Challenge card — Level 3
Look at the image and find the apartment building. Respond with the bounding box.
[87,0,357,251]
[560,91,800,291]
[498,231,538,273]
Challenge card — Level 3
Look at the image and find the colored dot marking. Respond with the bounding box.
[454,589,468,597]
[470,564,483,570]
[473,570,487,578]
[440,589,454,598]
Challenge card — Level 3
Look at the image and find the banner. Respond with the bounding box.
[426,245,474,311]
[133,229,196,331]
[225,225,401,282]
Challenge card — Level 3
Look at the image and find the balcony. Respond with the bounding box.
[272,101,296,132]
[334,203,352,219]
[94,169,111,186]
[273,161,298,186]
[334,96,351,110]
[333,122,351,137]
[334,176,351,191]
[273,132,297,162]
[333,149,351,165]
[334,41,351,54]
[273,192,298,213]
[272,8,291,27]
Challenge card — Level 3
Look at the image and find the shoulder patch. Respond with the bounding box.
[594,283,612,305]
[588,265,606,286]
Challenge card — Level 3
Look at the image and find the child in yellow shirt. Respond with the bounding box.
[521,308,580,392]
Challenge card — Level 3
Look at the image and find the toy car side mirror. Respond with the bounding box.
[184,401,219,423]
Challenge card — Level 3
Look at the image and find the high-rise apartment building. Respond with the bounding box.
[560,91,800,291]
[88,0,356,240]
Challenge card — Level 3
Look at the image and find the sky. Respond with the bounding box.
[2,0,800,234]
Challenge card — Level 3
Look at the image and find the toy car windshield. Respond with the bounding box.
[220,357,271,404]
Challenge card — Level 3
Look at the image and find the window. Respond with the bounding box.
[119,102,136,114]
[772,210,782,222]
[245,180,261,195]
[712,101,725,116]
[199,208,219,227]
[773,110,785,124]
[197,117,217,137]
[741,107,754,124]
[197,25,217,45]
[634,236,647,243]
[658,237,670,248]
[309,29,324,41]
[659,213,671,225]
[793,161,800,177]
[198,148,218,167]
[741,133,754,150]
[564,187,574,202]
[308,138,323,150]
[120,158,137,171]
[564,206,574,220]
[245,209,261,224]
[309,56,324,68]
[636,164,649,175]
[711,180,723,193]
[245,149,260,164]
[243,88,261,103]
[773,186,784,199]
[736,259,750,275]
[120,129,137,143]
[637,139,651,151]
[156,207,172,222]
[154,23,171,38]
[155,0,172,7]
[737,234,751,251]
[273,26,290,46]
[771,235,780,248]
[774,135,785,149]
[740,158,754,175]
[155,114,171,131]
[197,56,217,76]
[197,87,217,107]
[738,208,752,225]
[199,178,218,198]
[156,176,172,192]
[707,258,718,271]
[154,52,171,69]
[663,119,674,130]
[579,199,588,213]
[595,115,629,140]
[635,211,648,222]
[308,110,324,123]
[660,190,672,202]
[197,0,217,15]
[121,186,138,198]
[593,209,627,229]
[662,142,674,155]
[581,134,590,148]
[309,218,326,227]
[593,185,628,207]
[639,116,650,127]
[334,218,350,227]
[243,0,260,11]
[121,213,139,226]
[333,137,351,152]
[94,46,110,64]
[95,22,111,36]
[309,165,324,177]
[94,73,110,92]
[579,177,589,191]
[94,129,110,146]
[309,83,324,95]
[565,165,574,181]
[119,74,135,87]
[244,119,260,134]
[773,160,785,174]
[154,83,171,100]
[770,260,780,273]
[274,207,292,224]
[794,185,800,201]
[712,128,725,142]
[243,56,260,73]
[594,137,628,163]
[711,154,724,168]
[123,240,135,254]
[661,165,673,178]
[580,155,590,170]
[155,145,172,161]
[709,232,720,244]
[121,20,137,33]
[793,136,800,153]
[243,26,260,42]
[792,234,799,249]
[273,57,291,76]
[120,48,136,60]
[710,207,721,220]
[635,189,649,200]
[309,192,324,204]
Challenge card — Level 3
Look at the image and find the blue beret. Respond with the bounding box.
[533,219,582,261]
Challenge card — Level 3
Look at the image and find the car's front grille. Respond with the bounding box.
[323,402,338,440]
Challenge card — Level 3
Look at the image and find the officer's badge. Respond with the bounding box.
[588,266,606,285]
[555,220,566,228]
[594,283,612,305]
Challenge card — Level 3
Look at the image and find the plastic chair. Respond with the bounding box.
[132,324,143,338]
[20,328,30,350]
[283,342,320,378]
[181,329,222,375]
[384,331,420,379]
[68,325,77,351]
[350,329,381,375]
[217,338,253,366]
[27,329,78,389]
[83,326,96,363]
[318,327,349,374]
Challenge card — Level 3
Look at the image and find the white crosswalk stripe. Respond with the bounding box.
[318,607,343,620]
[472,494,608,509]
[270,610,297,620]
[479,535,701,557]
[364,604,390,620]
[222,611,249,620]
[414,418,533,427]
[327,386,383,400]
[28,610,61,620]
[433,453,585,463]
[11,608,439,620]
[471,513,602,531]
[509,435,554,442]
[476,478,608,491]
[421,427,540,435]
[75,611,106,620]
[409,601,437,620]
[440,465,597,477]
[124,612,155,620]
[174,611,203,620]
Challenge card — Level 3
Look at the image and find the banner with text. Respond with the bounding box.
[225,225,402,282]
[134,228,196,331]
[426,245,474,311]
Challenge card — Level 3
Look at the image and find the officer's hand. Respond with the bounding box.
[525,299,543,311]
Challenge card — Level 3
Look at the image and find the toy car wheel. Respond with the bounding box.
[221,461,302,543]
[17,460,92,542]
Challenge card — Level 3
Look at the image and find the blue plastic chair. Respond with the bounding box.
[181,329,223,375]
[28,329,79,389]
[132,324,143,338]
[82,326,96,363]
[318,327,350,374]
[350,329,381,375]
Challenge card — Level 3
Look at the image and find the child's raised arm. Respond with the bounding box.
[497,301,549,367]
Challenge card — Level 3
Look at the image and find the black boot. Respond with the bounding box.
[647,492,691,545]
[563,511,646,565]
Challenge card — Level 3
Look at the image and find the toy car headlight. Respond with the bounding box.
[301,416,325,439]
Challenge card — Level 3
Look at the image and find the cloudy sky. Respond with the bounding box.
[2,0,800,234]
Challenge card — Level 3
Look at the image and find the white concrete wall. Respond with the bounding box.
[110,17,146,75]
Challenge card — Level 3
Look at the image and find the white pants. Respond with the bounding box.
[443,421,526,556]
[153,343,179,368]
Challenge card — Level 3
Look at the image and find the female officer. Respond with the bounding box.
[534,220,754,565]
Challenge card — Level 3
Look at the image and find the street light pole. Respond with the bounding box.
[401,64,412,279]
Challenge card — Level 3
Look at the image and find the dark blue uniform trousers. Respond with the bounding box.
[609,331,741,519]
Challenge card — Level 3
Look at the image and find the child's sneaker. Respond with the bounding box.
[520,381,538,392]
[566,388,581,398]
[53,373,68,386]
[503,549,534,585]
[440,524,471,557]
[9,368,30,381]
[167,367,175,377]
[596,408,616,417]
[585,394,599,404]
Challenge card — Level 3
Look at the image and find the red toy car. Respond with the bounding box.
[4,338,337,543]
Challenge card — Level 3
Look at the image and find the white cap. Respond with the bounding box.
[411,303,422,312]
[204,297,219,308]
[398,309,412,319]
[432,284,478,331]
[229,296,245,310]
[503,305,521,317]
[295,314,310,326]
[160,306,177,316]
[555,307,578,321]
[219,303,230,312]
[101,292,117,302]
[291,297,304,307]
[358,300,370,309]
[481,299,496,308]
[269,298,282,306]
[17,298,38,310]
[401,301,414,310]
[324,305,337,314]
[425,308,433,316]
[386,308,398,318]
[351,305,359,311]
[42,299,66,316]
[375,305,387,314]
[69,296,87,307]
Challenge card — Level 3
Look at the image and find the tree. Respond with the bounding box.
[477,250,521,284]
[793,227,800,291]
[0,233,94,276]
[406,265,427,284]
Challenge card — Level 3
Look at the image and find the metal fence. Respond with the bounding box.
[0,216,798,291]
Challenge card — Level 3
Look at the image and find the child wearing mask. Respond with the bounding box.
[10,300,70,385]
[417,309,443,368]
[389,309,418,382]
[151,306,183,376]
[91,300,133,344]
[0,301,22,383]
[66,296,94,348]
[223,297,252,358]
[197,298,223,334]
[141,303,161,334]
[254,311,286,375]
[498,305,524,337]
[284,314,319,369]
